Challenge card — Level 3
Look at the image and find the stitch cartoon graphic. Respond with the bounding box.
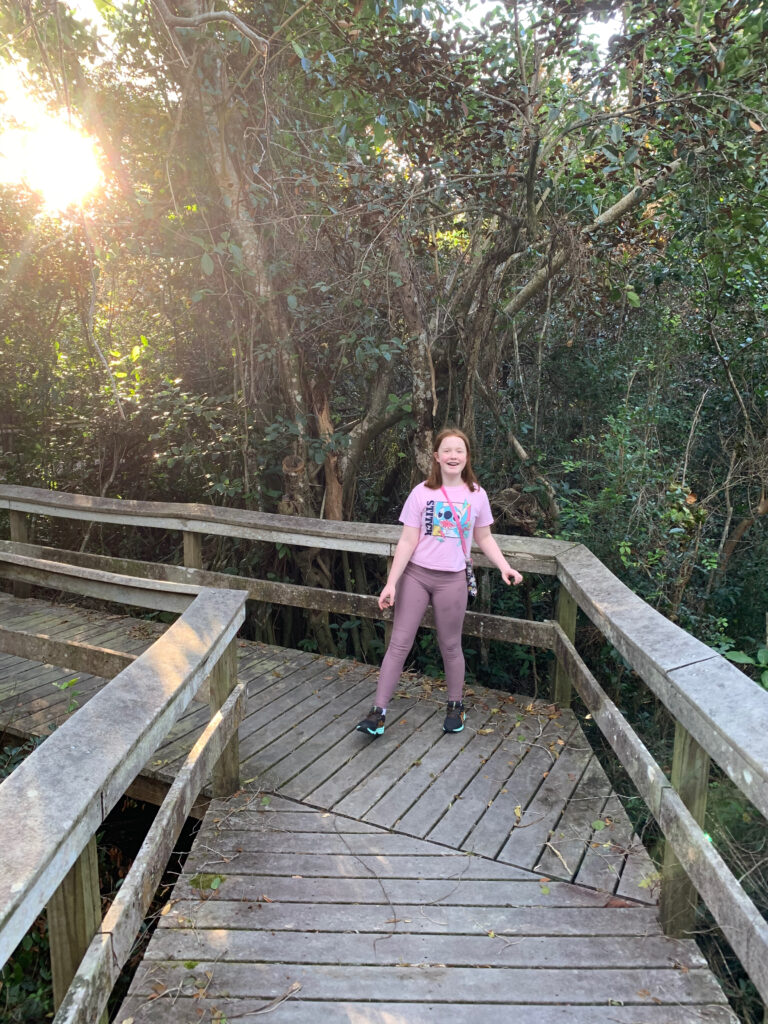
[431,501,470,543]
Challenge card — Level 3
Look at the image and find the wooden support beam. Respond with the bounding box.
[9,510,30,598]
[552,583,577,707]
[183,531,203,570]
[47,837,102,1013]
[209,640,239,798]
[660,722,710,937]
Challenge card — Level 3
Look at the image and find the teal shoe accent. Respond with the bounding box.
[356,706,386,736]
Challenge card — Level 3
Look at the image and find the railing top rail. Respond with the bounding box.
[0,484,571,573]
[558,544,768,820]
[0,549,200,612]
[0,576,247,968]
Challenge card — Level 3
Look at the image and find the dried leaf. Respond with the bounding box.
[477,728,494,735]
[261,894,275,902]
[749,119,764,132]
[514,804,522,822]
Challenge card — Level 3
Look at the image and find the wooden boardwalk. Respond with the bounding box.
[0,593,739,1021]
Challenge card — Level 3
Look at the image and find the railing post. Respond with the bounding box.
[183,530,203,570]
[9,509,31,598]
[552,582,577,707]
[659,721,710,936]
[210,639,240,798]
[47,836,103,1015]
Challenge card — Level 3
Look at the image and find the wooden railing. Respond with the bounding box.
[0,550,247,1024]
[1,483,767,1010]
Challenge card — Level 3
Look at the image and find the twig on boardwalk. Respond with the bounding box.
[540,840,571,876]
[217,981,303,1018]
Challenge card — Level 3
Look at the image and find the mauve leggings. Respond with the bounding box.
[375,562,468,708]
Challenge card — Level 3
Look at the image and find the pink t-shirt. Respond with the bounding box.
[399,481,494,572]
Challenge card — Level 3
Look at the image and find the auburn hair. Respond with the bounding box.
[424,427,480,491]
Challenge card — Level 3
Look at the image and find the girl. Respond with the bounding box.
[356,429,523,737]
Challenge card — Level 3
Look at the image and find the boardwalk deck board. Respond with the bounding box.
[0,593,738,1022]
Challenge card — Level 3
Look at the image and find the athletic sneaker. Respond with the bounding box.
[356,706,386,736]
[443,700,466,733]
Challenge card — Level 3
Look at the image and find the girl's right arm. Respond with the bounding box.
[378,525,420,609]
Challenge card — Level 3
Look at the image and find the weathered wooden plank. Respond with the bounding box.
[460,717,580,859]
[234,657,365,759]
[144,927,707,969]
[113,998,739,1024]
[529,754,613,880]
[169,873,618,907]
[122,961,729,1005]
[277,695,423,802]
[308,699,438,811]
[186,828,471,858]
[427,709,564,849]
[615,833,659,905]
[182,850,538,881]
[331,705,451,820]
[0,551,199,613]
[393,723,513,839]
[47,836,101,1012]
[238,666,378,778]
[200,808,383,833]
[552,583,577,706]
[498,734,594,869]
[146,648,315,774]
[159,898,664,936]
[0,627,134,678]
[575,792,635,893]
[9,510,30,598]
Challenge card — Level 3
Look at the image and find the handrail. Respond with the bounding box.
[0,483,571,575]
[0,554,248,1020]
[557,544,768,821]
[2,485,767,1006]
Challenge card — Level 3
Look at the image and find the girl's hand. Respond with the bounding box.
[501,567,523,586]
[378,583,397,609]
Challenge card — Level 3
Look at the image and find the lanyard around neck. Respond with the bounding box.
[440,486,470,559]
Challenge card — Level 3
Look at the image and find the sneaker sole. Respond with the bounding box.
[443,722,465,733]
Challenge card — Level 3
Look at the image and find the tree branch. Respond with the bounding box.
[151,0,268,53]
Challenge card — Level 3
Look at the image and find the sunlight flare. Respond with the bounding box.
[0,68,104,211]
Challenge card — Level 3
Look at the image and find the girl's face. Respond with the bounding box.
[434,435,468,477]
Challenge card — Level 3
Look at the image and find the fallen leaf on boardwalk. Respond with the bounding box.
[501,788,508,794]
[148,983,167,1000]
[119,1018,134,1024]
[541,771,549,778]
[291,875,303,879]
[556,738,565,746]
[160,901,175,916]
[604,896,634,908]
[477,728,494,735]
[261,894,275,902]
[637,990,651,998]
[488,930,495,938]
[514,804,522,822]
[490,708,499,714]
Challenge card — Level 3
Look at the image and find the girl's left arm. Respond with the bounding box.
[473,525,523,585]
